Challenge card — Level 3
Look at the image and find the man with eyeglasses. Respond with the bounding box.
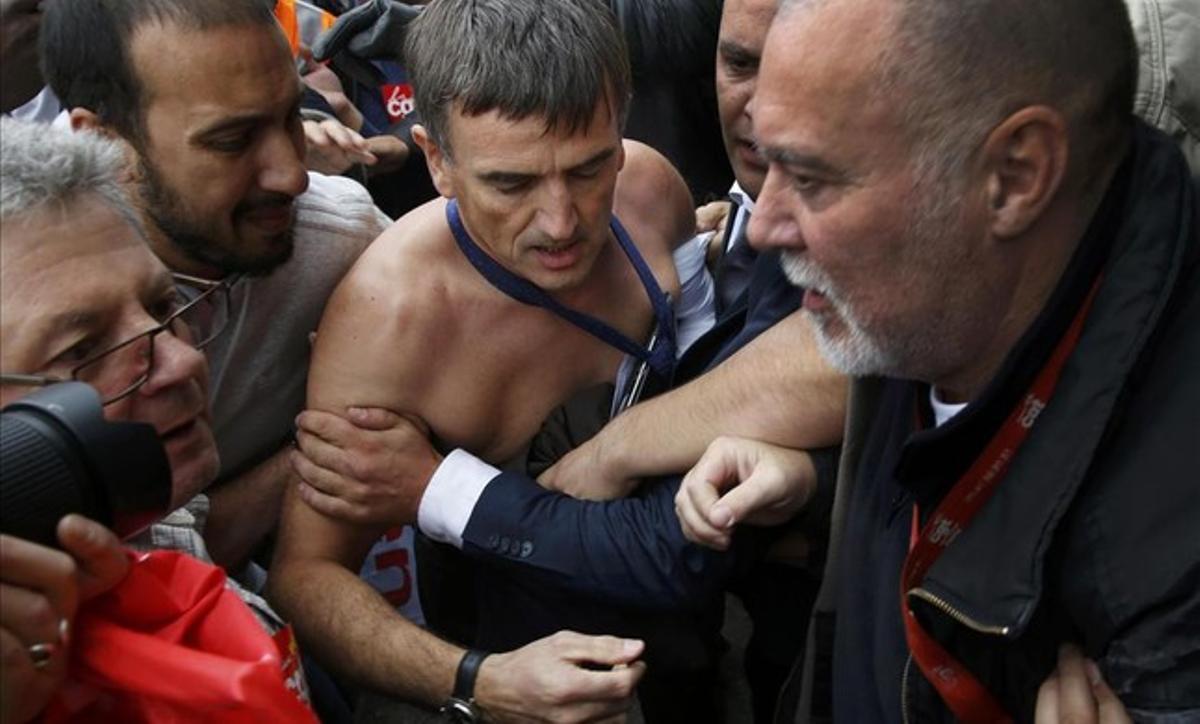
[1,273,232,406]
[0,118,240,724]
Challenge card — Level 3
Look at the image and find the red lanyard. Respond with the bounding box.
[900,280,1101,723]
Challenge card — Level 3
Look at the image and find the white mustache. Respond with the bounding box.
[780,252,836,299]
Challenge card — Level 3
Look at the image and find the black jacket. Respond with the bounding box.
[785,121,1200,722]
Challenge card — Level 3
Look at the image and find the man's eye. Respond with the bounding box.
[207,135,252,153]
[149,291,186,323]
[721,55,757,77]
[494,180,531,195]
[792,175,824,194]
[55,338,100,366]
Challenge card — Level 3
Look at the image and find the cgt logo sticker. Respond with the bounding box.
[382,83,415,123]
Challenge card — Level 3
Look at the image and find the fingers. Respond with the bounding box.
[0,585,63,649]
[363,135,410,172]
[1055,644,1099,723]
[291,447,356,501]
[695,200,730,233]
[0,534,79,722]
[1035,671,1060,723]
[303,119,377,174]
[298,407,412,437]
[560,663,644,722]
[296,481,363,522]
[346,406,406,431]
[553,632,644,667]
[296,408,362,446]
[676,472,728,549]
[55,515,128,601]
[677,451,736,549]
[714,446,814,528]
[547,633,644,718]
[1088,660,1132,724]
[0,625,61,724]
[294,422,353,472]
[1036,645,1131,724]
[0,535,79,623]
[294,408,379,446]
[319,120,374,162]
[709,467,776,529]
[478,634,644,724]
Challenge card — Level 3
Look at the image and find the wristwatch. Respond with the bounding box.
[441,649,489,723]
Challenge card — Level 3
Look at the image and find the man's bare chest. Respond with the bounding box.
[412,302,651,463]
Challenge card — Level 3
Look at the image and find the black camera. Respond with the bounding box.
[0,382,172,548]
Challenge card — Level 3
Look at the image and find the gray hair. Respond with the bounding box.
[781,0,1137,194]
[0,118,146,235]
[405,0,632,156]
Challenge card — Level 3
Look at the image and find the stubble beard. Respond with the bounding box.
[138,156,295,277]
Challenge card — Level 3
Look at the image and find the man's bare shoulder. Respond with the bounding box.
[308,198,459,411]
[353,197,452,286]
[614,140,696,253]
[327,198,462,323]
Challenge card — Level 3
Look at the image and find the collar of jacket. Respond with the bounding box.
[903,120,1197,638]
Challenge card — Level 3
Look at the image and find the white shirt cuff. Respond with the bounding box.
[416,449,499,549]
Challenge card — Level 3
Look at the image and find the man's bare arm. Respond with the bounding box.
[267,239,456,697]
[541,311,846,499]
[270,485,463,699]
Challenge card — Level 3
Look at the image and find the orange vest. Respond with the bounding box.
[274,0,336,57]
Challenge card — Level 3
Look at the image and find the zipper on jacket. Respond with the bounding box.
[908,587,1011,636]
[901,654,913,724]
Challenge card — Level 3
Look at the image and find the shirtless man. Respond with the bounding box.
[268,0,698,718]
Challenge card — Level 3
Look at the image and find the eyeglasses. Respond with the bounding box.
[0,273,237,406]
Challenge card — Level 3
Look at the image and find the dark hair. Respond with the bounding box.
[405,0,632,155]
[40,0,278,141]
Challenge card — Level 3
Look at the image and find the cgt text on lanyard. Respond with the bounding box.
[900,279,1102,723]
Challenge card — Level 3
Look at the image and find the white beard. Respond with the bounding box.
[780,252,898,376]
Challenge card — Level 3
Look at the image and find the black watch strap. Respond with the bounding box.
[454,649,488,701]
[442,649,489,722]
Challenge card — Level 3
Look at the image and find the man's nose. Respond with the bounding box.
[747,168,802,253]
[538,182,578,242]
[257,128,309,198]
[138,331,209,399]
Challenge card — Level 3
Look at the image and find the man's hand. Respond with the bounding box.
[1,516,128,724]
[695,200,732,266]
[475,632,645,723]
[292,407,442,526]
[363,134,410,175]
[538,435,638,501]
[1035,644,1131,724]
[676,437,817,550]
[304,118,378,176]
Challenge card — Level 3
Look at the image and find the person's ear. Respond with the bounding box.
[68,107,108,134]
[68,108,140,182]
[981,106,1069,239]
[412,124,455,198]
